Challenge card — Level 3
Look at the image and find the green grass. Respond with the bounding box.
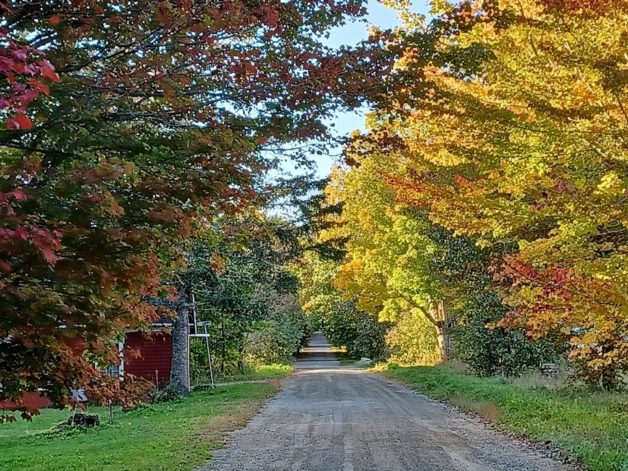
[0,382,278,471]
[212,363,293,384]
[384,365,628,471]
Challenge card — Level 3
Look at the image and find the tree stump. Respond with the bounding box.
[66,413,100,427]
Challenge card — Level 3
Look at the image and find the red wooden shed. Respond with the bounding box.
[123,330,173,388]
[1,317,181,411]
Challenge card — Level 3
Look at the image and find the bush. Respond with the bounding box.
[150,384,182,404]
[321,301,388,360]
[245,318,303,364]
[386,311,439,365]
[83,374,154,410]
[453,291,561,377]
[347,314,388,359]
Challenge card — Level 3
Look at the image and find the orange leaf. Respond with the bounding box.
[49,15,62,26]
[5,114,32,130]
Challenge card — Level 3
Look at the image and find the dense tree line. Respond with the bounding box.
[1,0,625,424]
[296,0,626,389]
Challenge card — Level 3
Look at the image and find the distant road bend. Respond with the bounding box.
[209,332,573,471]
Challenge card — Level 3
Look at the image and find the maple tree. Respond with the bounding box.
[427,224,562,376]
[304,148,560,370]
[312,154,453,361]
[0,0,391,419]
[357,0,627,387]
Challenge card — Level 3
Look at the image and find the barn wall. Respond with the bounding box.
[124,332,173,388]
[0,392,53,410]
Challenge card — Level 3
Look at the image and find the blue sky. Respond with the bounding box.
[310,0,430,178]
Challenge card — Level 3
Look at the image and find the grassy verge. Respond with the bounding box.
[211,363,293,384]
[383,365,627,471]
[0,382,278,471]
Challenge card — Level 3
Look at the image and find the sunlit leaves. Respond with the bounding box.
[0,0,386,416]
[368,0,627,386]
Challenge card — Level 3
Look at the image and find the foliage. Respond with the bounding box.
[245,313,307,364]
[0,0,390,417]
[274,175,349,261]
[453,293,561,377]
[386,312,439,365]
[186,214,310,378]
[149,384,182,405]
[0,23,60,126]
[82,374,154,410]
[311,156,448,362]
[427,226,563,376]
[329,301,388,359]
[322,160,441,326]
[297,163,553,368]
[355,0,627,387]
[0,383,277,470]
[293,250,388,359]
[385,365,628,471]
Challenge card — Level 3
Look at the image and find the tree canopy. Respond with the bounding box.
[1,0,626,423]
[0,0,390,419]
[296,0,626,388]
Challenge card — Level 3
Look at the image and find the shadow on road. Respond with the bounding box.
[294,331,343,369]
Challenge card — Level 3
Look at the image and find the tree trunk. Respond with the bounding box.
[429,299,451,363]
[170,285,191,395]
[436,322,447,363]
[237,342,245,374]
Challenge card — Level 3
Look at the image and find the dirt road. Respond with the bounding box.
[209,332,573,471]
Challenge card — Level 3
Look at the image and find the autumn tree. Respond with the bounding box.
[301,147,559,370]
[0,0,391,419]
[316,155,450,361]
[426,225,562,376]
[363,0,627,387]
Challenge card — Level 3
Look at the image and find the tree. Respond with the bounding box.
[362,0,627,386]
[184,213,310,379]
[0,0,391,419]
[318,155,449,361]
[427,225,561,376]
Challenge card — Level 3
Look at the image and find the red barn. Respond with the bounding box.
[123,329,174,388]
[1,316,184,411]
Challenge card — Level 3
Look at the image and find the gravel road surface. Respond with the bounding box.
[209,332,573,471]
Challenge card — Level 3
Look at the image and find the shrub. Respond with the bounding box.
[386,311,440,365]
[150,384,182,404]
[322,301,388,360]
[84,374,154,410]
[245,318,303,364]
[453,292,561,377]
